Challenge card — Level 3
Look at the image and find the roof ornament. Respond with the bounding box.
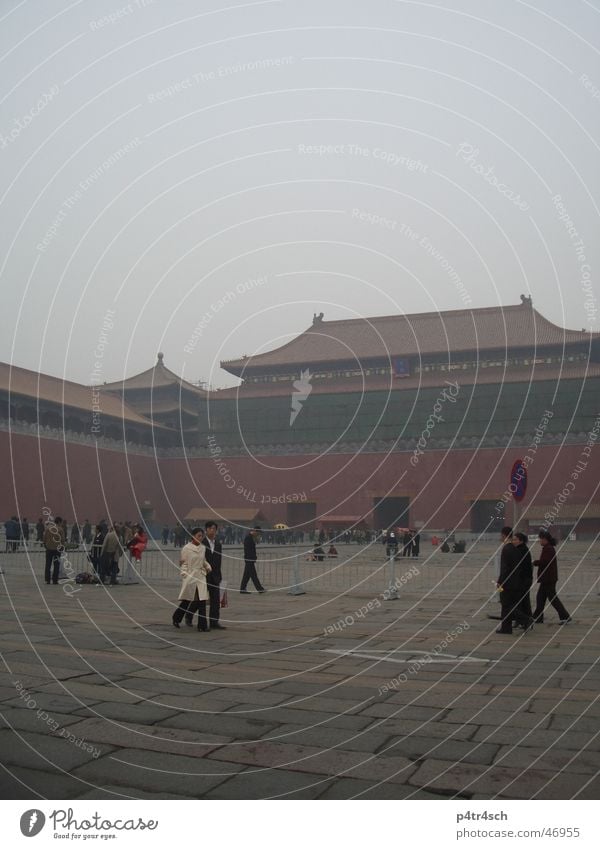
[520,294,533,307]
[312,312,324,325]
[157,352,164,363]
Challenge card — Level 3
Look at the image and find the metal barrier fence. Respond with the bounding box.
[1,542,597,601]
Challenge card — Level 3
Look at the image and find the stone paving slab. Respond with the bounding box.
[376,736,500,765]
[493,744,600,775]
[207,740,417,784]
[258,723,392,753]
[203,767,332,799]
[0,765,92,799]
[86,701,183,724]
[72,749,244,797]
[0,728,115,772]
[472,725,600,749]
[58,717,234,757]
[160,712,281,739]
[0,706,83,734]
[407,757,600,799]
[317,778,450,800]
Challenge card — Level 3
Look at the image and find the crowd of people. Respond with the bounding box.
[39,516,148,586]
[382,528,421,558]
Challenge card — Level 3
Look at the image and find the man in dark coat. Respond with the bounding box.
[496,526,534,634]
[185,520,226,628]
[512,532,533,622]
[240,526,265,593]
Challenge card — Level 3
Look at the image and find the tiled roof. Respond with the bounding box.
[183,507,269,524]
[102,353,205,395]
[0,362,155,426]
[221,304,595,375]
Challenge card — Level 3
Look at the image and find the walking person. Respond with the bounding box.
[100,525,123,585]
[412,530,420,557]
[496,525,533,634]
[402,530,412,557]
[512,532,534,623]
[185,521,225,629]
[43,516,65,585]
[204,521,225,629]
[532,531,572,624]
[90,525,105,578]
[240,526,265,593]
[172,528,211,631]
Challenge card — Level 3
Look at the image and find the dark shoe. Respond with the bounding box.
[211,623,227,629]
[45,581,51,585]
[240,589,250,594]
[257,588,266,593]
[559,617,572,624]
[495,628,512,634]
[184,619,193,627]
[172,621,180,629]
[198,626,210,632]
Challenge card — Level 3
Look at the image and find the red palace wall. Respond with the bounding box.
[2,430,596,531]
[0,431,165,524]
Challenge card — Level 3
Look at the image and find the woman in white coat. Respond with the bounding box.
[172,528,212,631]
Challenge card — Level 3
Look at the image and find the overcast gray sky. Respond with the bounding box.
[1,0,599,389]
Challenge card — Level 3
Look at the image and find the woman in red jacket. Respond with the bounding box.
[532,531,571,624]
[128,525,148,563]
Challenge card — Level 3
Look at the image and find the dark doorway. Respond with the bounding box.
[471,500,505,533]
[287,501,317,531]
[373,496,410,530]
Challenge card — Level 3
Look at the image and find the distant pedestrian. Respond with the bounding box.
[36,518,44,543]
[412,530,420,557]
[240,526,265,593]
[161,525,170,545]
[402,530,412,557]
[383,529,399,559]
[172,528,211,631]
[128,525,148,563]
[5,517,19,552]
[90,525,105,577]
[100,525,123,585]
[43,516,65,585]
[532,531,571,624]
[204,521,225,629]
[496,525,533,634]
[512,532,533,623]
[82,520,92,545]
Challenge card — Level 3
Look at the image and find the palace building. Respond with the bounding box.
[1,299,599,536]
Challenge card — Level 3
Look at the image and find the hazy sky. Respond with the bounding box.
[1,0,599,389]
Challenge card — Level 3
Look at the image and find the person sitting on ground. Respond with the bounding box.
[327,544,338,558]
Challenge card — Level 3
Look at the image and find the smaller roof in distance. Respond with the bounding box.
[102,352,206,395]
[184,506,269,525]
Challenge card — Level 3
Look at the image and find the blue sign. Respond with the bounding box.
[510,459,527,502]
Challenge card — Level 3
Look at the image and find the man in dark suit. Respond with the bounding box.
[204,521,226,629]
[240,526,265,593]
[496,525,533,634]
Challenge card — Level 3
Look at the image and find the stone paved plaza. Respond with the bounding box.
[0,544,599,800]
